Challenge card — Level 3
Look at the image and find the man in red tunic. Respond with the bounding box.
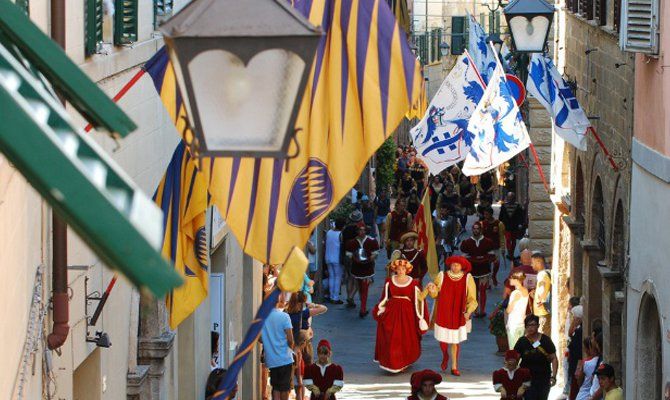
[407,369,449,400]
[345,224,380,318]
[390,231,427,282]
[492,350,531,399]
[460,222,496,317]
[304,340,344,400]
[426,256,477,376]
[480,206,505,286]
[384,198,413,258]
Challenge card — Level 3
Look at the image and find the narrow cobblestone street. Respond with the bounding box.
[312,216,506,399]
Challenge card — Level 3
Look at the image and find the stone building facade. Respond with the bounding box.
[1,1,262,399]
[547,0,635,386]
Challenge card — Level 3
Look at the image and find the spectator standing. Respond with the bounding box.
[304,340,344,400]
[492,350,531,400]
[261,295,295,400]
[360,195,377,237]
[530,252,552,336]
[205,368,238,400]
[503,249,536,299]
[560,300,582,400]
[505,272,530,349]
[407,369,449,400]
[306,233,318,278]
[325,219,345,304]
[594,364,623,400]
[574,336,601,400]
[514,315,558,400]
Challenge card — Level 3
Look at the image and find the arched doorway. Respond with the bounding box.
[585,178,604,331]
[636,293,662,398]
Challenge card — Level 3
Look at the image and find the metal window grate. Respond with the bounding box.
[85,0,103,56]
[614,0,622,31]
[114,0,138,45]
[13,0,29,15]
[596,0,607,25]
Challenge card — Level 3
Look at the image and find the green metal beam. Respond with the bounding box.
[0,41,182,297]
[0,0,136,137]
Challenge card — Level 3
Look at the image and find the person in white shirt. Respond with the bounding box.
[325,219,346,304]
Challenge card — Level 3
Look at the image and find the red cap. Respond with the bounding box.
[410,370,442,393]
[445,255,472,274]
[317,339,331,352]
[505,350,521,360]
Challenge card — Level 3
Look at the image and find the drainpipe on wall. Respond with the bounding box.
[46,0,69,351]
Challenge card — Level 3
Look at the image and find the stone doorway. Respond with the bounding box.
[636,293,663,399]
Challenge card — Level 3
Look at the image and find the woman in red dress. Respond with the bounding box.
[426,255,478,376]
[373,259,429,373]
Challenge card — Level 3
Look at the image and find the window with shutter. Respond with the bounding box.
[596,0,607,25]
[85,0,103,56]
[620,0,659,53]
[114,0,138,45]
[451,16,465,55]
[154,0,174,28]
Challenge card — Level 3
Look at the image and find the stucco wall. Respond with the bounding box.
[633,0,670,157]
[626,163,670,399]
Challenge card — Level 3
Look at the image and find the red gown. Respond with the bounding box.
[373,277,429,373]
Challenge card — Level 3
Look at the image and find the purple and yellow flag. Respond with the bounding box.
[203,0,423,264]
[148,0,422,268]
[152,141,209,329]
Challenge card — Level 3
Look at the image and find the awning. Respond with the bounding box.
[0,2,182,297]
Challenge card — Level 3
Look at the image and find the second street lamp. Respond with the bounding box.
[503,0,555,53]
[159,0,322,158]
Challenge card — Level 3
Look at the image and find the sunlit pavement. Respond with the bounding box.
[311,210,564,399]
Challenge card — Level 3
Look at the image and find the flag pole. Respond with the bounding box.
[528,144,550,193]
[84,68,147,132]
[588,127,619,172]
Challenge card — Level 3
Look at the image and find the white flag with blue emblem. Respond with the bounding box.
[526,53,590,150]
[467,14,497,85]
[463,47,530,176]
[410,51,486,175]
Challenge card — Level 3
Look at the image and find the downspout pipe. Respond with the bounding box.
[47,0,69,351]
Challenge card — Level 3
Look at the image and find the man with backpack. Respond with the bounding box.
[529,252,552,337]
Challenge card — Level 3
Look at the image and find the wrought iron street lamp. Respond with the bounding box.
[503,0,555,53]
[160,0,322,158]
[439,42,450,57]
[486,33,504,55]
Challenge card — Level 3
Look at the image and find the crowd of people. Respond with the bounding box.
[206,144,624,400]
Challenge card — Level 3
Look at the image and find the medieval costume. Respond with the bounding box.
[304,340,344,400]
[374,260,429,373]
[427,256,478,375]
[460,225,496,317]
[345,231,380,317]
[390,231,428,282]
[499,199,526,258]
[407,370,449,400]
[384,204,413,258]
[493,350,532,399]
[480,207,505,286]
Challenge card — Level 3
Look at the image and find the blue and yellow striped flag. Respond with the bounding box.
[148,0,422,267]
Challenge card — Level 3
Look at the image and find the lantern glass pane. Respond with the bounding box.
[188,48,306,152]
[509,15,550,52]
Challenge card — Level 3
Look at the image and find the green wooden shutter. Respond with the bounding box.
[85,0,103,56]
[154,0,174,28]
[451,16,465,55]
[114,0,138,45]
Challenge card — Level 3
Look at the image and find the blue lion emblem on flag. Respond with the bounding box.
[287,158,334,227]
